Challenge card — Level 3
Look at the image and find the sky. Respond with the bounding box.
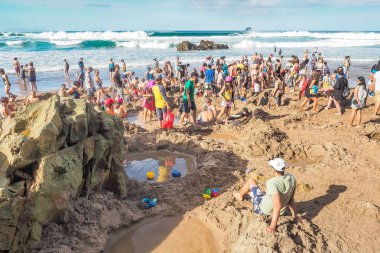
[1,0,380,31]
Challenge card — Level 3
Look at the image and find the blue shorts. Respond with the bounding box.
[156,107,167,121]
[183,100,196,114]
[250,186,265,214]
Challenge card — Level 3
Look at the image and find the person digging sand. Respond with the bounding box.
[234,158,305,233]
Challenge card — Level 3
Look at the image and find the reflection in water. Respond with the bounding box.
[124,151,194,183]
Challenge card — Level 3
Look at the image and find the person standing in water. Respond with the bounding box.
[28,62,37,92]
[112,64,122,95]
[0,69,16,99]
[13,58,21,78]
[76,61,85,89]
[20,65,28,90]
[94,69,103,90]
[85,66,95,98]
[64,59,70,77]
[109,58,115,83]
[121,59,127,73]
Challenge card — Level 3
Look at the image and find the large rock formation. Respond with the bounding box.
[0,96,127,252]
[176,40,229,51]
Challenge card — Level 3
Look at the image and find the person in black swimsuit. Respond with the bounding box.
[28,62,37,92]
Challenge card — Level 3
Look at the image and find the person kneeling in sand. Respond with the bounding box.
[197,103,215,125]
[24,90,40,105]
[234,158,305,233]
[0,97,16,119]
[59,83,80,99]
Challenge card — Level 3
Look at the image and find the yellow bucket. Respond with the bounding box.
[147,171,155,180]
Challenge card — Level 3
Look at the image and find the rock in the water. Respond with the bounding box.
[0,96,127,252]
[176,40,229,51]
[176,41,199,51]
[198,40,229,50]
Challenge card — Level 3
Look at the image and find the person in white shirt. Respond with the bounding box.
[85,67,95,98]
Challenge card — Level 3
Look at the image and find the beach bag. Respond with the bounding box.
[162,110,174,129]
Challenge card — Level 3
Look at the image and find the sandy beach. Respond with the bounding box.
[10,88,375,253]
[2,0,380,250]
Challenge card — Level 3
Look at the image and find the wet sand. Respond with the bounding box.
[107,216,220,253]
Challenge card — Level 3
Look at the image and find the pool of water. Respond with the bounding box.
[124,150,195,183]
[105,216,220,253]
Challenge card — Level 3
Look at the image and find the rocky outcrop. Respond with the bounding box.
[0,96,127,252]
[176,41,198,51]
[176,40,229,51]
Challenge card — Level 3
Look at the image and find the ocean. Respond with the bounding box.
[0,30,379,96]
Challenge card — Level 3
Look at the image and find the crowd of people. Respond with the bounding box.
[1,51,380,128]
[0,50,379,235]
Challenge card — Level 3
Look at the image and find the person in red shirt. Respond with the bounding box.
[104,98,117,115]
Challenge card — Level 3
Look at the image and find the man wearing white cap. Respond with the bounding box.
[234,158,304,233]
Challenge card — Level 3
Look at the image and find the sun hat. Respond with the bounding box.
[146,80,155,89]
[268,158,286,172]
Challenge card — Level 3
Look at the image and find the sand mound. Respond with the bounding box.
[189,191,329,253]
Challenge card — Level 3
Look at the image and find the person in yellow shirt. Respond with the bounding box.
[152,75,170,127]
[217,76,234,124]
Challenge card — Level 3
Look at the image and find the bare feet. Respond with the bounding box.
[233,191,243,201]
[335,113,342,116]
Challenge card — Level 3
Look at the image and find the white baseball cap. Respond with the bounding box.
[268,158,286,172]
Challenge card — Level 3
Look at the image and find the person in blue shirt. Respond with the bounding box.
[220,56,228,76]
[205,65,215,95]
[145,67,154,81]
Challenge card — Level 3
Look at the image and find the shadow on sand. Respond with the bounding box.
[298,184,347,220]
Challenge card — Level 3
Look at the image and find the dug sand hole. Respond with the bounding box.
[106,216,221,253]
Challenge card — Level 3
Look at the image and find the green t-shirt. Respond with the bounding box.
[259,173,296,215]
[183,80,195,102]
